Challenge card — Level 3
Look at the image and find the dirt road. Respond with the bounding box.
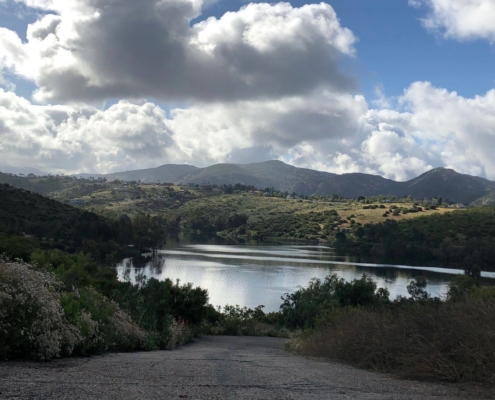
[0,336,491,399]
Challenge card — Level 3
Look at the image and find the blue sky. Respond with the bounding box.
[201,0,495,101]
[0,0,494,179]
[3,0,494,102]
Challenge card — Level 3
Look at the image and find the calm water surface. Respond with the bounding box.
[116,242,495,312]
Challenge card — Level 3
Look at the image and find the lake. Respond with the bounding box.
[116,241,495,312]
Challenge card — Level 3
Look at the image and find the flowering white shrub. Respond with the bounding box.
[73,310,104,355]
[0,258,80,360]
[166,319,192,350]
[107,299,146,351]
[61,286,146,354]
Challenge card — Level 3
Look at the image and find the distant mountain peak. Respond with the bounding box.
[13,160,492,204]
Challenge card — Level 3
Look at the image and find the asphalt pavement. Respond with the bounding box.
[0,336,491,399]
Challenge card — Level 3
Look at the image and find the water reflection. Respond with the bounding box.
[116,244,495,312]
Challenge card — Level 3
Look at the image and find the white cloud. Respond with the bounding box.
[1,82,495,181]
[0,0,357,103]
[169,90,368,164]
[283,82,495,181]
[0,1,494,182]
[0,87,367,173]
[0,89,185,173]
[400,82,495,177]
[413,0,495,42]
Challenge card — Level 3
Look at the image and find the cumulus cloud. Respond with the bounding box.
[0,89,185,173]
[283,82,495,181]
[0,0,357,103]
[412,0,495,42]
[169,90,367,164]
[1,82,495,181]
[0,87,368,173]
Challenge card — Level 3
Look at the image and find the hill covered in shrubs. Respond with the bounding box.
[335,207,495,272]
[0,184,173,261]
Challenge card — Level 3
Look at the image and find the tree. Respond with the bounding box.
[407,276,429,300]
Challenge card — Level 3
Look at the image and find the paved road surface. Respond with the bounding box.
[0,336,491,399]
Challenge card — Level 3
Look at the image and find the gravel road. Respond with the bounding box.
[0,336,492,399]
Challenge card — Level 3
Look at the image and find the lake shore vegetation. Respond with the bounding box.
[283,274,495,384]
[335,207,495,272]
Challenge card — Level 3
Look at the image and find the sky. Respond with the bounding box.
[0,0,494,181]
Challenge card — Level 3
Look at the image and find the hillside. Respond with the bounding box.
[336,206,495,271]
[77,164,198,183]
[0,184,124,258]
[69,161,495,204]
[0,166,47,176]
[0,172,65,194]
[468,191,495,207]
[400,168,495,204]
[166,194,455,241]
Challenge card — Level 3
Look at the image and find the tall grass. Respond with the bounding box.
[288,298,495,383]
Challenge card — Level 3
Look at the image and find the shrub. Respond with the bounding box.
[165,319,193,350]
[210,305,288,337]
[280,274,389,329]
[112,278,211,349]
[292,299,495,383]
[61,287,146,355]
[0,259,80,360]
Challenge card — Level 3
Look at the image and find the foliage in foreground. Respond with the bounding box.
[0,259,81,360]
[284,274,495,383]
[0,255,209,360]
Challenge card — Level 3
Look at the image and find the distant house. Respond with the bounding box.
[454,203,466,209]
[69,199,86,206]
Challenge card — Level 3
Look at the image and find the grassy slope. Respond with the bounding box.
[73,184,204,218]
[167,194,454,224]
[163,194,457,240]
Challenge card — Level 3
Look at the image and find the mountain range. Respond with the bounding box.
[72,160,495,204]
[0,165,47,176]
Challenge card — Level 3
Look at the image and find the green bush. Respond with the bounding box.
[111,278,211,349]
[61,287,145,355]
[280,274,389,329]
[209,305,288,337]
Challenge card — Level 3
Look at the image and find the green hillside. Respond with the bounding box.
[335,207,495,271]
[66,161,495,203]
[470,191,495,206]
[0,184,125,259]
